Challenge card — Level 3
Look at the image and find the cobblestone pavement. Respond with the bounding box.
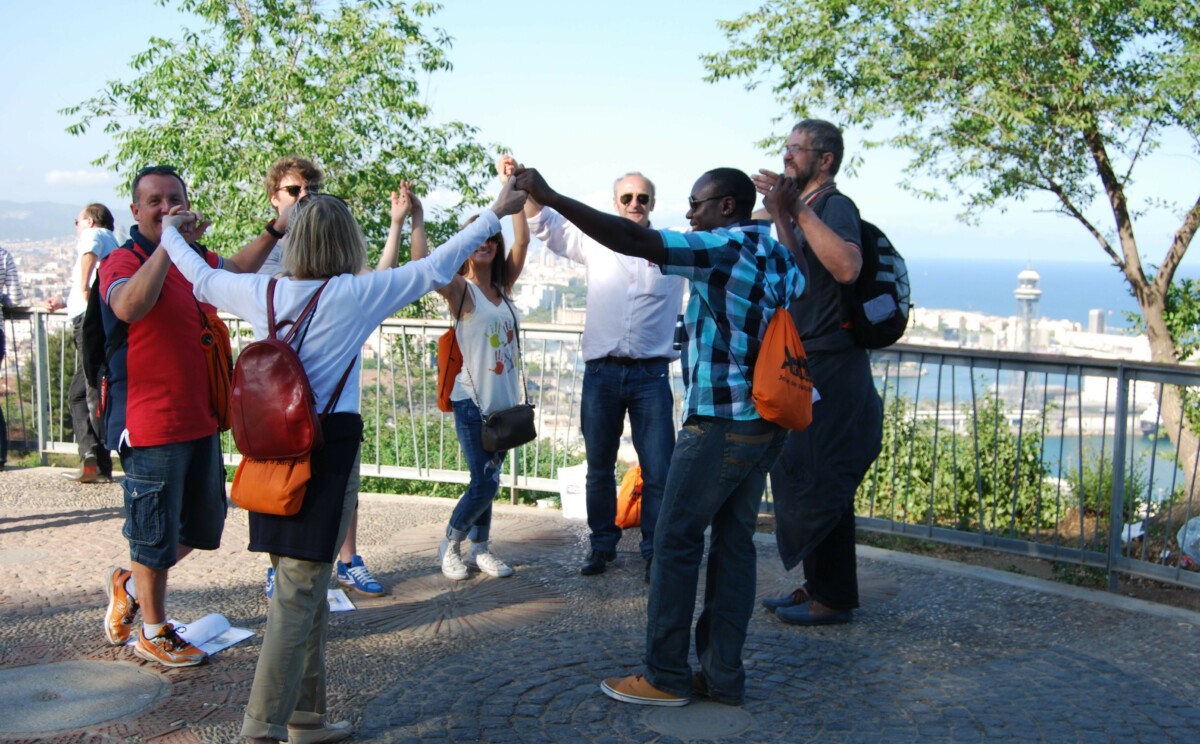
[2,466,1199,742]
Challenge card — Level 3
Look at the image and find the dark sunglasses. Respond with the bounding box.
[278,183,320,198]
[618,193,651,206]
[687,194,730,210]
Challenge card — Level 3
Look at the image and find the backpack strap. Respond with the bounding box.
[321,357,357,417]
[265,278,331,344]
[102,245,149,362]
[263,277,354,417]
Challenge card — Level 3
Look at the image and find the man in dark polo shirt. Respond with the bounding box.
[755,119,884,626]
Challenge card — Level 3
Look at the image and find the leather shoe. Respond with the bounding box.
[775,601,852,626]
[761,586,811,610]
[580,549,616,576]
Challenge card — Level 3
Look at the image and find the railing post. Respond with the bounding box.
[1106,363,1130,592]
[31,311,50,464]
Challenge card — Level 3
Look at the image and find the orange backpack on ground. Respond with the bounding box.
[616,466,642,529]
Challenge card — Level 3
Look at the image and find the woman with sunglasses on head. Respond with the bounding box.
[413,154,530,580]
[158,181,527,744]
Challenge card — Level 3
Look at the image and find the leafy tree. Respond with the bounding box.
[706,0,1200,491]
[63,0,493,298]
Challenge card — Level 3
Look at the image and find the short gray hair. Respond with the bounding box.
[792,119,845,176]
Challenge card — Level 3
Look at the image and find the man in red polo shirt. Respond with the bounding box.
[99,166,284,667]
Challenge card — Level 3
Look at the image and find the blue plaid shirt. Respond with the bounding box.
[659,221,804,420]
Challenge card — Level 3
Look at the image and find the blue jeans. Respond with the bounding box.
[644,415,786,703]
[447,398,508,543]
[118,433,226,570]
[581,358,675,559]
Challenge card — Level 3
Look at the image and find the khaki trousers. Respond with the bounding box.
[240,450,360,740]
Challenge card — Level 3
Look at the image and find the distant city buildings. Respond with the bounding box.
[906,265,1151,364]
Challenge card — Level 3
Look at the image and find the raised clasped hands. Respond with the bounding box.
[390,180,422,225]
[490,176,528,218]
[510,167,554,206]
[763,175,801,221]
[496,153,517,185]
[163,205,210,241]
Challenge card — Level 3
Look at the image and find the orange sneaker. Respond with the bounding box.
[600,674,689,707]
[103,567,139,645]
[134,623,206,668]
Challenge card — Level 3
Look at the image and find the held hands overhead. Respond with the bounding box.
[490,174,529,218]
[390,180,422,225]
[511,167,555,207]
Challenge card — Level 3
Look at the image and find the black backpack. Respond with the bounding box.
[812,189,911,349]
[80,244,145,390]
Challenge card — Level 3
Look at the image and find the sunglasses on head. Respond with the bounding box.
[618,193,651,206]
[278,183,320,198]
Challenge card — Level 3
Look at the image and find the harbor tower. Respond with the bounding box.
[1014,264,1042,352]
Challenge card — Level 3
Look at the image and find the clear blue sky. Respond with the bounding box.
[2,0,1197,266]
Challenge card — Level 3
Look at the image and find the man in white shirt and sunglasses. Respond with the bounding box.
[526,172,684,582]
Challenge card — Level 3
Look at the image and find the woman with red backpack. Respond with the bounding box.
[158,181,527,744]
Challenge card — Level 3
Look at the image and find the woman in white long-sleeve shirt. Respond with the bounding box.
[159,184,527,744]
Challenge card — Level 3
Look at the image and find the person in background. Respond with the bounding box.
[424,155,530,581]
[0,244,26,471]
[61,203,119,482]
[525,172,683,582]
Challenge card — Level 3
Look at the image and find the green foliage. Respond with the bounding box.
[16,328,77,444]
[706,1,1199,221]
[1064,447,1150,525]
[63,0,494,282]
[859,392,1058,535]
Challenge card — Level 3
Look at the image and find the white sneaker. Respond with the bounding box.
[468,542,514,578]
[439,538,469,580]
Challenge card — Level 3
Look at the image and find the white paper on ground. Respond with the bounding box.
[126,612,254,655]
[327,588,356,612]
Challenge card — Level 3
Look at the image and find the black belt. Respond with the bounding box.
[599,355,670,366]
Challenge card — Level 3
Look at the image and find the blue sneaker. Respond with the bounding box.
[337,555,385,597]
[265,567,275,600]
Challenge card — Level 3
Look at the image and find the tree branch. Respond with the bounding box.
[1083,124,1146,285]
[1123,121,1154,184]
[1154,194,1200,298]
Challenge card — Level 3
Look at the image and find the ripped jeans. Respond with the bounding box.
[447,398,509,543]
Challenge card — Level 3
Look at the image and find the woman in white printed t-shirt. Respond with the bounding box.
[413,155,530,580]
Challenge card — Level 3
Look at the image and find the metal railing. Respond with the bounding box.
[8,311,1200,591]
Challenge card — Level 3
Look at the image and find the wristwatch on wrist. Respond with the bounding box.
[265,219,285,240]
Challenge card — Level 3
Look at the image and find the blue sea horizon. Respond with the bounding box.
[910,258,1200,329]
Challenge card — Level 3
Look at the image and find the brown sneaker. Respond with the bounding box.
[134,623,206,667]
[103,567,139,645]
[600,674,689,707]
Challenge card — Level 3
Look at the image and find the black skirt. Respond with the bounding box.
[247,413,364,563]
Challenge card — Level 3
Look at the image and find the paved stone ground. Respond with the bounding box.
[2,466,1199,742]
